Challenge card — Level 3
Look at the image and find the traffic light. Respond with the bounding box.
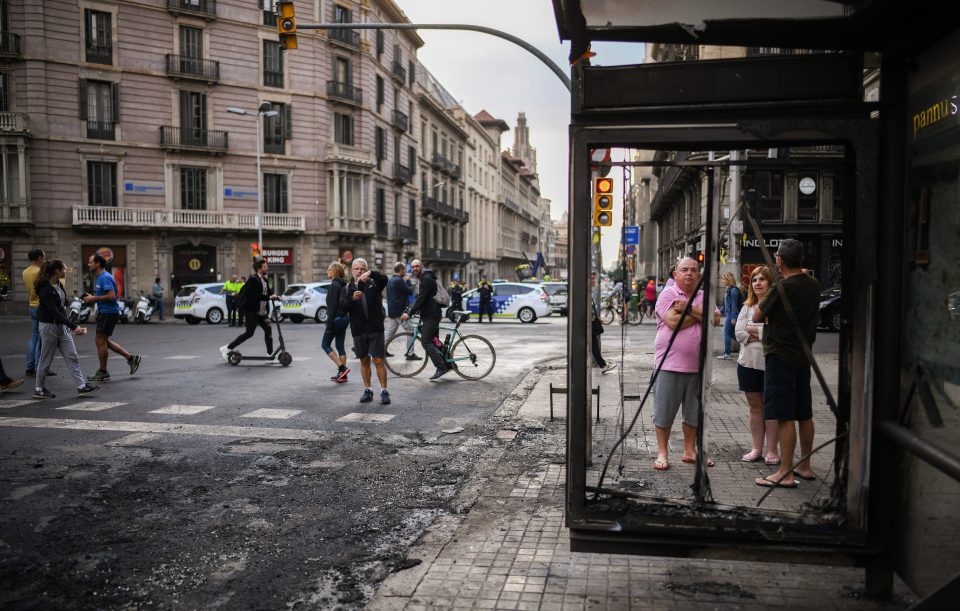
[696,251,705,265]
[251,243,261,257]
[593,176,613,227]
[277,1,298,50]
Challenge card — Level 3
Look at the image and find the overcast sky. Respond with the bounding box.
[400,1,646,266]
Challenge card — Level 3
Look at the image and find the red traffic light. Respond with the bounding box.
[595,177,613,194]
[696,251,705,263]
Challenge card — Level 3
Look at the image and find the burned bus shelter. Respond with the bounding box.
[553,1,960,606]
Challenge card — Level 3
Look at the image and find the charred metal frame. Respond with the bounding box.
[566,53,879,562]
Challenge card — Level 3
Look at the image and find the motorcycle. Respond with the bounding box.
[134,292,155,323]
[69,291,92,323]
[118,298,134,324]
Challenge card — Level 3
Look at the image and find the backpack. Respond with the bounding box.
[433,283,451,307]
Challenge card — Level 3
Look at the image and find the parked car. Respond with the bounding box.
[462,281,551,323]
[279,281,331,323]
[540,282,568,316]
[818,286,842,331]
[174,283,227,325]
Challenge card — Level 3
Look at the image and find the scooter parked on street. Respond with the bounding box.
[69,291,92,323]
[135,292,155,323]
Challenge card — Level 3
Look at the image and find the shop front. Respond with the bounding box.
[172,244,217,292]
[261,247,293,294]
[0,242,11,308]
[739,233,843,288]
[81,245,128,298]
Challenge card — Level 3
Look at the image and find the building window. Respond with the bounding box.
[1,145,22,204]
[84,9,112,65]
[79,79,118,140]
[376,75,384,113]
[264,102,290,154]
[375,126,387,169]
[408,60,416,88]
[0,72,9,111]
[260,0,276,26]
[743,170,784,223]
[408,146,416,173]
[263,173,288,213]
[334,4,351,24]
[263,40,284,88]
[334,112,353,145]
[333,55,352,87]
[376,187,386,223]
[179,167,207,210]
[178,90,207,145]
[180,25,203,59]
[87,161,117,207]
[337,172,365,217]
[797,171,819,222]
[376,29,384,59]
[408,198,416,227]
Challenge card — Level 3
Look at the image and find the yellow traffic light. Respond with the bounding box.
[277,1,298,50]
[593,176,613,226]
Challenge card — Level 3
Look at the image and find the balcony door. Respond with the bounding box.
[179,26,203,75]
[179,90,207,146]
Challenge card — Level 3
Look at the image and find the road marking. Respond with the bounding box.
[164,355,201,360]
[291,357,312,362]
[0,417,330,440]
[150,404,216,415]
[106,433,160,447]
[337,412,396,423]
[0,400,37,409]
[55,402,127,412]
[8,483,48,500]
[241,408,302,419]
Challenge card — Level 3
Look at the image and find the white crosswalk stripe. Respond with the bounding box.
[0,400,37,409]
[55,402,127,412]
[241,408,302,419]
[337,412,396,423]
[163,355,201,360]
[149,404,216,415]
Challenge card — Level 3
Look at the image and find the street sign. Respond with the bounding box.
[623,225,639,245]
[625,245,636,255]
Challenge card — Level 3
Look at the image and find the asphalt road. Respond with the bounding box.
[0,315,566,609]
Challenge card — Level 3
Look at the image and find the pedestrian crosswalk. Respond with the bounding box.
[149,404,215,415]
[56,401,127,412]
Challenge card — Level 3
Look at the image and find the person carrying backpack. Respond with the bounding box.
[402,259,450,380]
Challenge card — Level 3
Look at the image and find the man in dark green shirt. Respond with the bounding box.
[753,239,821,488]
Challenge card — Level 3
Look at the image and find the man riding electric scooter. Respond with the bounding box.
[221,257,277,362]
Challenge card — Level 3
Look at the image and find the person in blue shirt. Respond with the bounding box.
[718,272,744,360]
[83,254,141,381]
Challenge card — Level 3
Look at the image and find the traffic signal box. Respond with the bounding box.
[251,243,261,258]
[277,1,298,50]
[593,176,613,226]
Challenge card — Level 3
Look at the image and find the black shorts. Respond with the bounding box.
[737,364,765,393]
[763,354,812,421]
[96,312,119,337]
[353,330,385,359]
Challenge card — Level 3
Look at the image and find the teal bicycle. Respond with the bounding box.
[384,314,496,380]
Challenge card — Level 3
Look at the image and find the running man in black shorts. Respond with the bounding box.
[84,254,140,382]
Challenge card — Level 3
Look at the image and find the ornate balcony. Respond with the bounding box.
[0,201,31,225]
[0,32,21,60]
[165,54,220,82]
[421,247,470,263]
[432,152,458,177]
[376,220,390,237]
[166,0,217,19]
[391,109,408,132]
[160,126,228,154]
[327,80,363,105]
[395,223,418,242]
[422,194,469,223]
[390,60,407,82]
[72,206,305,232]
[86,120,116,141]
[503,197,520,213]
[329,28,360,49]
[393,163,411,185]
[328,215,374,236]
[0,112,29,134]
[85,44,112,65]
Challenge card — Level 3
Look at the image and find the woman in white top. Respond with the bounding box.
[735,265,780,464]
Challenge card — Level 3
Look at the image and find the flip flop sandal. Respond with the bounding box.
[682,457,716,467]
[742,450,763,462]
[765,456,781,465]
[755,475,798,488]
[795,472,817,481]
[653,459,670,471]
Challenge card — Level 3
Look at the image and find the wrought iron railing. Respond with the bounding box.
[391,60,407,82]
[329,28,360,48]
[422,194,469,223]
[391,109,408,131]
[395,224,418,242]
[421,247,470,263]
[86,120,116,140]
[165,54,220,81]
[394,164,411,184]
[85,44,112,65]
[159,126,228,152]
[327,81,363,104]
[166,0,217,18]
[0,32,21,58]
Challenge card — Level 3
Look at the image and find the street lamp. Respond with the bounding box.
[227,102,279,256]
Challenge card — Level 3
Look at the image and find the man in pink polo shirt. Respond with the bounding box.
[652,257,720,470]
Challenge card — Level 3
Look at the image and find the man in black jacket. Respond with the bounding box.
[221,257,276,360]
[340,258,391,404]
[402,259,449,380]
[477,277,494,323]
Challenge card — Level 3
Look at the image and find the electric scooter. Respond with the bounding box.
[226,299,292,367]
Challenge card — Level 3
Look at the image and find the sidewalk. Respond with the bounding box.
[369,325,915,610]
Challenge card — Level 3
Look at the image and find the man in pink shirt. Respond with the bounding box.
[652,257,720,470]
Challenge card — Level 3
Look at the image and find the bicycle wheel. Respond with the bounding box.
[626,308,641,326]
[450,334,496,380]
[599,307,615,325]
[384,333,428,378]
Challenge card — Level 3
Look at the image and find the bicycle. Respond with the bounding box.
[384,314,496,380]
[599,296,642,326]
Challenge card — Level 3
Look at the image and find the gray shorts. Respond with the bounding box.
[653,371,701,429]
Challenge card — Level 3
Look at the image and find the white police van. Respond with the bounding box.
[174,283,227,325]
[279,281,331,323]
[462,281,551,323]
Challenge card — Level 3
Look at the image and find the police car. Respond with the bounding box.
[174,283,227,325]
[462,281,551,323]
[279,281,331,323]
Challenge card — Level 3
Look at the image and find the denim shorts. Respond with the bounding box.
[763,354,813,421]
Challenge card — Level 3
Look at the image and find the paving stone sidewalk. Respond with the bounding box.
[369,326,915,610]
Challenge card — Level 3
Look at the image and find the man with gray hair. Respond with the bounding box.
[753,238,821,488]
[340,258,391,404]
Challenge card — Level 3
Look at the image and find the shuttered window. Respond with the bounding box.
[179,167,207,210]
[87,161,117,207]
[263,173,288,213]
